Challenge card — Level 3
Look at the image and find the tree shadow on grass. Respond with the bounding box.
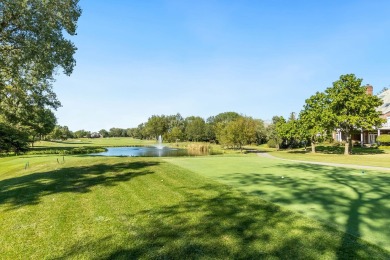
[217,163,390,258]
[57,184,389,259]
[0,161,158,210]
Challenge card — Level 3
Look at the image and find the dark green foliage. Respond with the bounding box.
[0,123,29,153]
[27,146,106,155]
[185,116,206,142]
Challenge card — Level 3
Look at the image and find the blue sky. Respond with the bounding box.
[54,0,390,131]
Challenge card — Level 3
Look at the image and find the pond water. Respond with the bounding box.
[91,146,204,157]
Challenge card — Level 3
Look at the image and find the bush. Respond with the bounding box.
[267,139,277,148]
[377,134,390,145]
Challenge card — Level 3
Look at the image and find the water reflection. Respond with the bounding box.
[91,147,207,157]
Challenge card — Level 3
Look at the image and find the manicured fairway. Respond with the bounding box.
[1,155,389,259]
[166,155,390,252]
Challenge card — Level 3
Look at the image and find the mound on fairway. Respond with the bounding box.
[0,156,389,259]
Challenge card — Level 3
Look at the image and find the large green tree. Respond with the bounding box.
[0,0,81,87]
[185,116,206,142]
[216,116,257,151]
[299,92,331,153]
[206,112,241,142]
[266,116,285,149]
[0,0,81,148]
[325,74,384,155]
[26,107,57,145]
[145,115,168,140]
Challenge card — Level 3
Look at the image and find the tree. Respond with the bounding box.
[254,119,267,145]
[74,129,89,138]
[266,116,285,149]
[0,0,81,148]
[0,121,29,154]
[165,126,184,143]
[216,116,257,151]
[299,92,331,153]
[185,116,206,142]
[26,108,57,146]
[0,0,81,95]
[277,112,301,149]
[99,129,109,138]
[209,112,241,144]
[109,128,126,137]
[325,74,385,155]
[50,125,72,140]
[145,115,168,140]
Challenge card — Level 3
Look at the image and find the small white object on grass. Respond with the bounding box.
[281,176,284,179]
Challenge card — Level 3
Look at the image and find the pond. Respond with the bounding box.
[90,146,206,157]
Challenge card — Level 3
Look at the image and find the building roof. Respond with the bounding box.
[377,89,390,115]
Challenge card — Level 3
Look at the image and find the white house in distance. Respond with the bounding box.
[333,85,390,145]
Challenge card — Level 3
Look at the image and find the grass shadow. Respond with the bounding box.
[0,161,158,210]
[216,162,390,257]
[56,183,389,259]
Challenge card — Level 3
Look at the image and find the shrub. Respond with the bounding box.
[377,134,390,145]
[267,139,277,148]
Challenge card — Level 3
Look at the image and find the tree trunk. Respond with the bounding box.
[311,141,316,153]
[344,132,352,155]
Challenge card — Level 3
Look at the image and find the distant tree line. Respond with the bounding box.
[48,112,268,150]
[2,72,385,155]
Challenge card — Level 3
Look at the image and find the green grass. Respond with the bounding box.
[166,155,390,252]
[33,137,155,148]
[271,147,390,168]
[1,155,389,259]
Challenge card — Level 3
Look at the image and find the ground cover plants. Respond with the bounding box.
[1,154,389,259]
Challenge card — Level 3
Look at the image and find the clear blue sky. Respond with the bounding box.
[54,0,390,132]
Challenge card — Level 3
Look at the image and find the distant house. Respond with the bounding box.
[333,85,390,145]
[90,132,102,138]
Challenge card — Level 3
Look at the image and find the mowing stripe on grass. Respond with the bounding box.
[165,155,390,252]
[1,155,389,258]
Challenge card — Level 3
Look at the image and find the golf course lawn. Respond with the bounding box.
[165,155,390,252]
[1,154,389,259]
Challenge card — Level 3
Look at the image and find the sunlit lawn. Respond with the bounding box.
[270,146,390,168]
[166,155,390,252]
[1,155,389,259]
[33,137,155,148]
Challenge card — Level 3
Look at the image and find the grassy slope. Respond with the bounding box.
[166,155,390,252]
[1,155,389,259]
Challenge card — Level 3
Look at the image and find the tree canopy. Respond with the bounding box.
[299,92,331,153]
[325,74,384,154]
[0,0,81,152]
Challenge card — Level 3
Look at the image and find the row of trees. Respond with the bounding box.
[270,74,384,155]
[51,74,384,156]
[63,112,268,150]
[129,112,268,150]
[0,1,81,153]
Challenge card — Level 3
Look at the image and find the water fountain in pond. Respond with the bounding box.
[156,135,164,150]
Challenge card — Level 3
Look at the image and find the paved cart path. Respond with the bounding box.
[257,152,390,171]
